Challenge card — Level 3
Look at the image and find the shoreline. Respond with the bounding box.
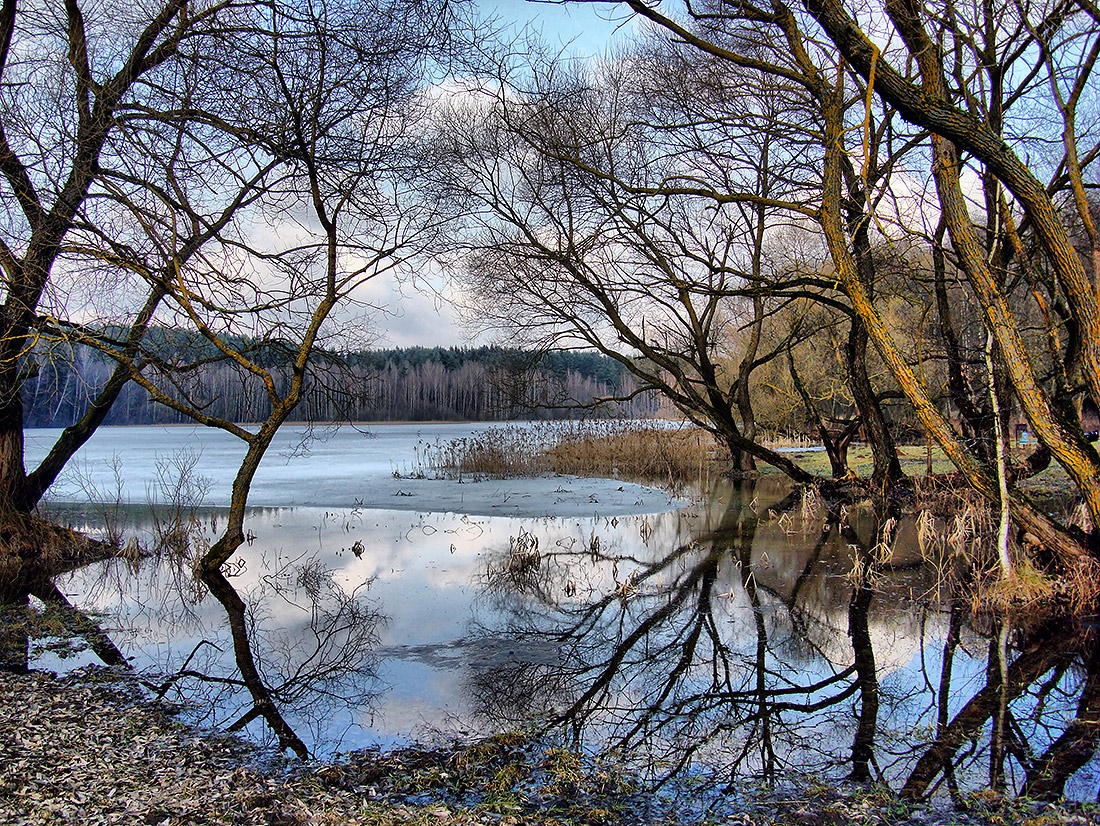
[4,666,1099,826]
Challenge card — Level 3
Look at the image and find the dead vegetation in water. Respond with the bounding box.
[410,421,726,489]
[907,490,1098,614]
[544,422,723,483]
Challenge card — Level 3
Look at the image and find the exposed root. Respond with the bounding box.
[0,512,115,604]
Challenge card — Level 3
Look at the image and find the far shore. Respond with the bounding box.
[25,417,691,430]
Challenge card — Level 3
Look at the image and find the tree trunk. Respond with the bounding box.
[734,294,763,475]
[847,316,903,489]
[847,215,903,490]
[0,388,30,514]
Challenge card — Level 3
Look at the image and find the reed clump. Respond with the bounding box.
[418,426,545,478]
[543,421,722,482]
[910,495,1096,613]
[415,421,725,487]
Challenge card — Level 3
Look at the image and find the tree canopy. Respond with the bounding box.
[432,0,1100,580]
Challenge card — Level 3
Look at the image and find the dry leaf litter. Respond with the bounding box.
[3,667,1099,826]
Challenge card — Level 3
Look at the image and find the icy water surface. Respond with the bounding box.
[23,424,1100,800]
[25,423,681,517]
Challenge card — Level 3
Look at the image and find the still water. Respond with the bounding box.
[24,424,1100,801]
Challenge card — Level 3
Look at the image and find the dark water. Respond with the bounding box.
[15,465,1100,802]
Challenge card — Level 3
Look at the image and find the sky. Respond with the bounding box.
[371,0,637,349]
[483,0,636,59]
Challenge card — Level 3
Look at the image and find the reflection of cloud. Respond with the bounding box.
[368,659,474,742]
[56,490,1013,774]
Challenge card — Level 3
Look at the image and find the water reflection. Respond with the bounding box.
[13,478,1100,801]
[31,509,385,756]
[460,478,1100,800]
[190,563,381,759]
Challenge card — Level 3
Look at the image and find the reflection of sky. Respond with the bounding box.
[55,503,696,755]
[60,498,969,758]
[44,460,1094,795]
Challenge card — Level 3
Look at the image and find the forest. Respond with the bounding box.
[21,342,655,426]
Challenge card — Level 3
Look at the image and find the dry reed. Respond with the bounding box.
[909,476,1100,613]
[973,558,1057,612]
[414,421,726,487]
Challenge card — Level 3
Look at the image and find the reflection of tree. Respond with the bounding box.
[846,554,878,782]
[901,619,1093,800]
[164,559,385,758]
[1,570,127,675]
[22,546,386,758]
[201,568,309,758]
[1024,642,1100,799]
[832,499,899,783]
[465,480,884,785]
[467,481,1100,799]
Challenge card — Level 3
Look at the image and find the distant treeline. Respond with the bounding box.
[22,341,659,427]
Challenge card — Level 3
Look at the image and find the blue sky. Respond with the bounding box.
[375,0,637,349]
[482,0,635,58]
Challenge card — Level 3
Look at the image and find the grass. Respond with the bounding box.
[323,731,640,824]
[767,442,1077,499]
[412,423,1079,509]
[972,557,1058,612]
[410,421,725,488]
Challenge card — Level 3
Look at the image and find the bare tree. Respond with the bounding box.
[434,50,847,481]
[0,0,460,597]
[535,0,1100,582]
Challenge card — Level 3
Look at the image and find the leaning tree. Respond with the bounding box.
[541,0,1100,579]
[0,0,460,603]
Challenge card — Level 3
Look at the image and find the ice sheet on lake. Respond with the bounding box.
[25,423,683,517]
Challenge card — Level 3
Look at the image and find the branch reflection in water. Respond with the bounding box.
[34,478,1100,801]
[179,556,383,758]
[464,478,1100,801]
[48,505,385,759]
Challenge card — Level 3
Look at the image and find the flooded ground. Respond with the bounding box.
[17,424,1100,803]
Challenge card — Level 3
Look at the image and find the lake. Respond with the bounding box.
[22,423,1100,802]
